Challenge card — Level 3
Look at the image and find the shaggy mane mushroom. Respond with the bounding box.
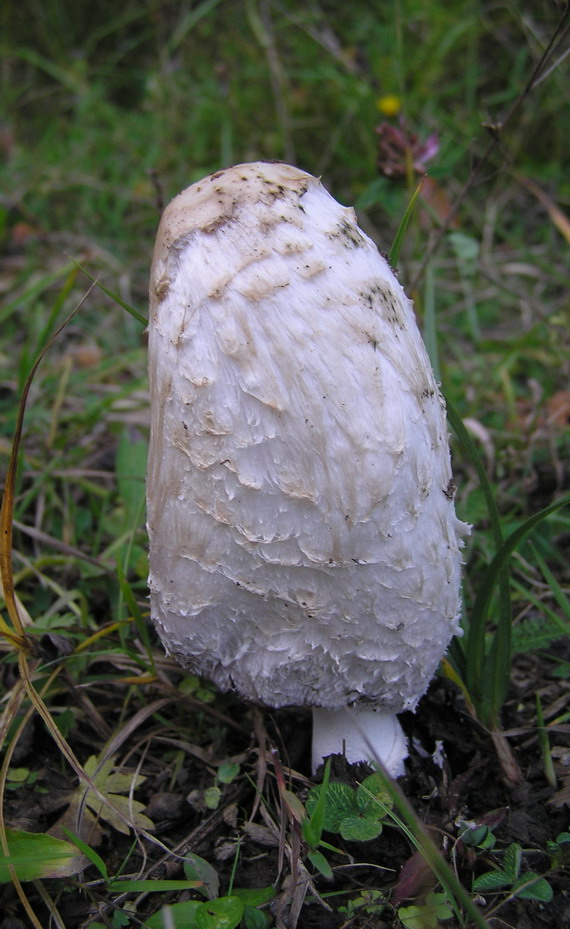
[147,161,469,776]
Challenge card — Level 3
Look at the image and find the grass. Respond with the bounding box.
[1,1,570,926]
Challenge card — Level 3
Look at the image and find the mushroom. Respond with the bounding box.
[147,162,469,776]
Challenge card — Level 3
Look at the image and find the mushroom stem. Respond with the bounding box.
[311,706,408,777]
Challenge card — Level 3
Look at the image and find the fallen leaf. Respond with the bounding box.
[48,754,155,841]
[392,850,437,906]
[0,828,87,882]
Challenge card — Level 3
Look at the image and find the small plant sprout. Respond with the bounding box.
[305,771,393,842]
[147,162,469,776]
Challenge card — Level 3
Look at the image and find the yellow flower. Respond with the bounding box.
[376,95,401,117]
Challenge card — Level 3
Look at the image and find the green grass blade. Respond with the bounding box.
[73,261,147,325]
[116,562,156,674]
[167,0,225,56]
[389,177,425,268]
[529,543,570,628]
[470,495,570,632]
[62,828,108,882]
[482,620,512,726]
[535,693,557,789]
[470,495,570,722]
[0,261,79,326]
[302,759,331,849]
[107,879,204,892]
[445,399,503,547]
[422,262,440,381]
[35,267,80,356]
[445,399,510,714]
[370,767,491,929]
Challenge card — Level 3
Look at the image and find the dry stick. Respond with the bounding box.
[410,6,570,292]
[13,519,112,569]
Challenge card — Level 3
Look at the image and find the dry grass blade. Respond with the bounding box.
[12,519,113,570]
[515,174,570,246]
[99,698,175,762]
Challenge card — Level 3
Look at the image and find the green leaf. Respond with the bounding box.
[339,815,382,842]
[458,823,495,850]
[429,893,453,920]
[112,911,130,928]
[398,893,453,929]
[243,906,271,929]
[302,758,331,845]
[398,904,425,929]
[431,894,453,920]
[0,828,86,882]
[503,843,522,882]
[183,852,220,900]
[232,886,275,907]
[143,901,202,928]
[398,903,438,929]
[195,896,244,929]
[217,762,240,784]
[477,831,496,851]
[473,869,511,893]
[356,773,393,818]
[282,788,306,824]
[511,613,565,654]
[306,849,333,880]
[512,872,553,902]
[6,767,31,785]
[305,781,357,832]
[204,786,221,810]
[301,817,319,849]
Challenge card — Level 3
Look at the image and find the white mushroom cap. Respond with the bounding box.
[147,162,469,775]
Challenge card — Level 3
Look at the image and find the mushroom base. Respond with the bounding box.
[311,706,407,777]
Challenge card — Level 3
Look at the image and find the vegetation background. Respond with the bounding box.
[0,1,569,928]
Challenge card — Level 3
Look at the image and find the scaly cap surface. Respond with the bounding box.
[147,161,469,715]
